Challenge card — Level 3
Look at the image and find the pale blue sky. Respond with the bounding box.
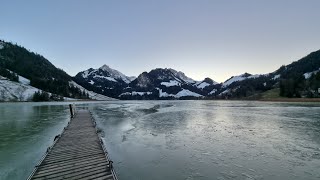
[1,0,320,82]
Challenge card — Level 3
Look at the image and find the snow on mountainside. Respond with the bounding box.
[208,89,217,95]
[18,75,30,85]
[74,64,135,98]
[303,68,320,79]
[119,91,152,97]
[161,80,181,87]
[169,69,196,83]
[155,88,202,98]
[0,41,4,49]
[0,73,113,101]
[118,68,209,99]
[132,68,197,87]
[0,76,78,101]
[222,73,261,87]
[272,74,280,80]
[196,82,210,89]
[69,81,116,100]
[81,65,134,84]
[175,89,203,98]
[0,76,39,101]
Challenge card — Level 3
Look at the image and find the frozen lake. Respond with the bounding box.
[1,101,320,179]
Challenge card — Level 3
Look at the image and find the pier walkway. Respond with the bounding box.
[28,109,117,180]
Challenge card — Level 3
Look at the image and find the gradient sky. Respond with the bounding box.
[1,0,320,82]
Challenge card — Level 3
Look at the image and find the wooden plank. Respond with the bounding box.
[29,110,117,180]
[32,162,108,178]
[37,156,107,170]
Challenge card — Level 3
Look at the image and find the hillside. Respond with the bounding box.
[0,40,86,99]
[0,40,113,101]
[1,39,319,100]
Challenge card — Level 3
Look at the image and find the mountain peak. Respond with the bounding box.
[99,64,110,70]
[76,64,134,85]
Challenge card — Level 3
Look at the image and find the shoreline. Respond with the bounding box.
[1,98,320,103]
[257,98,320,102]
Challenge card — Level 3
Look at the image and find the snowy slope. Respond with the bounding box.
[157,88,174,97]
[303,68,320,79]
[18,75,30,85]
[169,69,196,83]
[196,82,210,89]
[194,77,218,90]
[160,80,181,87]
[175,89,203,98]
[0,76,82,101]
[208,89,217,95]
[0,74,114,101]
[222,73,261,87]
[80,65,134,84]
[0,41,4,49]
[0,77,39,101]
[69,81,116,100]
[99,65,133,83]
[272,74,280,80]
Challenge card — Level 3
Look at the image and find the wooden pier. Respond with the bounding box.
[28,108,117,180]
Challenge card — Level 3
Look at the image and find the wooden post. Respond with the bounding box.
[69,104,74,118]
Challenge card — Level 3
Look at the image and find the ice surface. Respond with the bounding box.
[91,101,320,180]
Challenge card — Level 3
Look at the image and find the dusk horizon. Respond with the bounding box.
[1,0,320,82]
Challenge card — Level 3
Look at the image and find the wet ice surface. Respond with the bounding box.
[1,101,319,180]
[0,102,70,179]
[0,101,99,179]
[91,101,320,180]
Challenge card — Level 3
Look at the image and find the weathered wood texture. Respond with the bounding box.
[29,110,116,180]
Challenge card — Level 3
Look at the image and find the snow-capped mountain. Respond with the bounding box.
[120,68,207,99]
[168,68,196,84]
[73,65,136,98]
[129,68,193,89]
[195,78,218,89]
[193,77,221,96]
[78,64,134,84]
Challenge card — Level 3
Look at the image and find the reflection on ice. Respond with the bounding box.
[91,101,320,180]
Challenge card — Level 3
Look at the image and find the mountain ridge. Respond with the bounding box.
[1,39,320,100]
[74,50,320,99]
